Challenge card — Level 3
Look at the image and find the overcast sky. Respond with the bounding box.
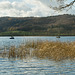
[0,0,75,17]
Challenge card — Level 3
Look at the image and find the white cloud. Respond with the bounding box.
[0,0,75,17]
[0,1,12,9]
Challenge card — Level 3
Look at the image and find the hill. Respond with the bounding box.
[0,14,75,36]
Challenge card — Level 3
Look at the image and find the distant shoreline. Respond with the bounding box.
[0,35,75,37]
[0,14,75,37]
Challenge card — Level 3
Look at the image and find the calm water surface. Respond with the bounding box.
[0,36,75,48]
[0,36,75,75]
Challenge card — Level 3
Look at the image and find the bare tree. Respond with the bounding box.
[50,0,75,11]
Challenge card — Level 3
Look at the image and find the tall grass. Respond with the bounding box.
[32,41,75,61]
[1,41,75,61]
[2,45,30,59]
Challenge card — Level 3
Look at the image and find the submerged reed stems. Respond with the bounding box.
[1,41,75,61]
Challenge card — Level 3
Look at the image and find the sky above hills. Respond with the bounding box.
[0,0,75,17]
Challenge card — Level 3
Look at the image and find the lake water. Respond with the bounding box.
[0,36,75,48]
[0,36,75,75]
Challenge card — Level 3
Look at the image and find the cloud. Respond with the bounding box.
[0,0,75,17]
[0,1,12,9]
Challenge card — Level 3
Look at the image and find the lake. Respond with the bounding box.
[0,36,75,48]
[0,36,75,75]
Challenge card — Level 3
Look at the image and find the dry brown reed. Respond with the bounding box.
[3,45,30,59]
[2,41,75,61]
[32,41,75,61]
[16,45,30,59]
[8,46,16,58]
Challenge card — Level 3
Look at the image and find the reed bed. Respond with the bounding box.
[2,45,30,59]
[1,41,75,61]
[32,41,75,61]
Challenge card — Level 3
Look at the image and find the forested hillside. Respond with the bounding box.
[0,14,75,36]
